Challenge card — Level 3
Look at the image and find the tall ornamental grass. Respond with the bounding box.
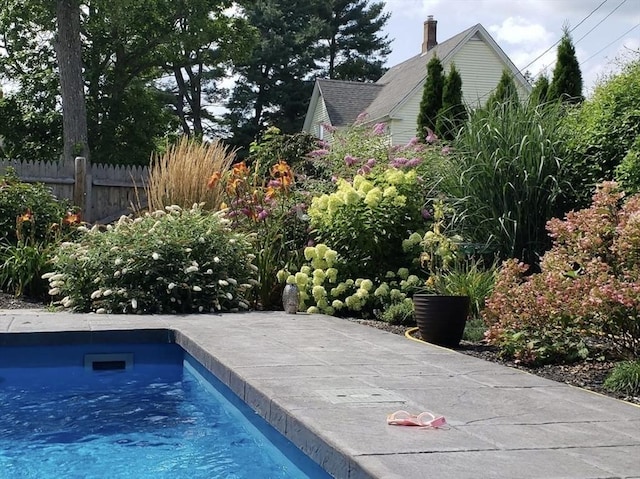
[145,137,235,212]
[449,101,568,265]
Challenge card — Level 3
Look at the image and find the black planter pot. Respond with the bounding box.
[413,294,470,348]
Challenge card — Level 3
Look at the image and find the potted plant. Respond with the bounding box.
[412,199,470,348]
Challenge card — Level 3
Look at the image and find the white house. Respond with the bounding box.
[303,16,531,145]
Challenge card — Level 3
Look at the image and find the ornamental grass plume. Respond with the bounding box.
[145,137,236,212]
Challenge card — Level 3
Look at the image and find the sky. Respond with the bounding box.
[381,0,639,95]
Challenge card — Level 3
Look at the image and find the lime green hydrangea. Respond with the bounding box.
[315,244,328,259]
[360,279,373,291]
[332,299,344,310]
[307,306,319,314]
[397,267,409,280]
[312,269,326,285]
[286,274,296,285]
[276,269,288,283]
[364,187,382,208]
[383,186,398,198]
[389,288,405,301]
[355,288,368,299]
[374,283,390,297]
[312,285,327,301]
[325,267,338,283]
[393,195,407,207]
[295,271,309,287]
[304,246,317,261]
[300,265,312,275]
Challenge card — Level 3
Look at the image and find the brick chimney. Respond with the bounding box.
[422,15,437,53]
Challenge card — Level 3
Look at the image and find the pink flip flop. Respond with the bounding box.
[386,410,447,429]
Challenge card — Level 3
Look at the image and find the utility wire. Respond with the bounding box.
[581,22,639,64]
[519,0,609,73]
[574,0,628,45]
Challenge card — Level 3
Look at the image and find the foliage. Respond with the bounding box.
[449,100,568,265]
[318,0,390,82]
[530,75,550,105]
[0,193,80,298]
[603,360,640,397]
[548,27,583,104]
[0,168,71,245]
[144,137,236,213]
[46,205,257,313]
[277,243,417,320]
[436,64,466,140]
[483,182,640,365]
[486,69,519,110]
[416,56,444,141]
[309,169,428,280]
[615,136,640,194]
[560,57,640,208]
[404,198,497,317]
[207,160,309,309]
[247,127,320,179]
[463,318,486,342]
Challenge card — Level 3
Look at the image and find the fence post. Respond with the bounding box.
[74,156,88,221]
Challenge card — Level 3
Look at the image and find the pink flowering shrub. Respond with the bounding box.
[483,182,640,365]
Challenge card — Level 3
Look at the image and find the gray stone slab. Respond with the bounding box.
[352,449,614,479]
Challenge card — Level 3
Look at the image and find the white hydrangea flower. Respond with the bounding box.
[131,299,138,309]
[192,286,202,292]
[168,283,176,290]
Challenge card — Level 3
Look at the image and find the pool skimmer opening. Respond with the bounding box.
[84,353,134,371]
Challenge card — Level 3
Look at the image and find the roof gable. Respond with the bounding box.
[365,23,530,121]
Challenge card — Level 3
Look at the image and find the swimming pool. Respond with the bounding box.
[0,342,331,479]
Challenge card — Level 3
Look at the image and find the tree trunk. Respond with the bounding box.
[54,0,89,163]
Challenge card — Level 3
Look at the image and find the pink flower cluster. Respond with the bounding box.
[484,182,640,363]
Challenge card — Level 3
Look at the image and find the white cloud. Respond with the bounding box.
[488,17,553,46]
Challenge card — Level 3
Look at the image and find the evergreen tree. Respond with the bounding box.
[531,75,550,105]
[416,56,444,141]
[319,0,391,82]
[486,69,519,110]
[436,64,466,140]
[549,27,583,104]
[225,0,324,155]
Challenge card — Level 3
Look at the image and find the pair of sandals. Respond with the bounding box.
[386,410,447,429]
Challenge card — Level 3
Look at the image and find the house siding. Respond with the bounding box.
[390,95,422,145]
[310,98,331,138]
[451,37,528,107]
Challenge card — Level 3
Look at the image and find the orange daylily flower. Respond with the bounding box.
[232,161,249,178]
[63,211,81,225]
[17,209,33,223]
[270,160,291,178]
[207,172,222,189]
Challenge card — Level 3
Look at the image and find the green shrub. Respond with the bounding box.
[0,168,70,245]
[484,182,640,365]
[46,205,257,313]
[604,360,640,397]
[560,57,640,208]
[615,135,640,194]
[463,318,486,342]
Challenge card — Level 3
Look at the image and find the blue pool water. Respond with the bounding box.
[0,343,330,479]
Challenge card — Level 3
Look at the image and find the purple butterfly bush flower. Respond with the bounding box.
[366,158,376,167]
[421,208,432,220]
[406,158,422,168]
[425,128,438,144]
[441,145,451,155]
[372,123,386,135]
[390,157,408,168]
[321,123,337,133]
[309,149,329,157]
[344,155,358,166]
[357,165,371,175]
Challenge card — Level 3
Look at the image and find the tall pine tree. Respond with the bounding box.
[416,55,444,141]
[486,69,519,110]
[549,27,583,104]
[436,63,466,140]
[531,75,550,105]
[319,0,391,82]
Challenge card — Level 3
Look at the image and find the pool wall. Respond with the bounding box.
[0,327,356,479]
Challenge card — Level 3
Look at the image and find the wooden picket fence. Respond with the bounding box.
[0,157,149,223]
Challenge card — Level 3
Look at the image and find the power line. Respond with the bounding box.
[581,22,639,64]
[520,0,609,73]
[574,0,628,45]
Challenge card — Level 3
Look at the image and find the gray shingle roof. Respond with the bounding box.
[317,79,384,126]
[364,24,479,122]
